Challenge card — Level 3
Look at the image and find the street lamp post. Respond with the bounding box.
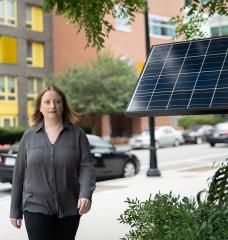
[144,5,161,177]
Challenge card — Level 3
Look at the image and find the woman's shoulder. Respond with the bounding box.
[18,128,35,145]
[21,127,36,138]
[22,123,43,137]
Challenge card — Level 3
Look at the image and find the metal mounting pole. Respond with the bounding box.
[144,4,161,177]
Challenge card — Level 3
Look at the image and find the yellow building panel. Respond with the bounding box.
[32,6,44,32]
[0,36,17,64]
[0,101,18,115]
[27,101,35,126]
[27,101,35,116]
[137,62,144,75]
[32,42,44,68]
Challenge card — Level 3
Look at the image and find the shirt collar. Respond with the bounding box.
[35,121,73,132]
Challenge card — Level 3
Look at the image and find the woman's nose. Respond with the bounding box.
[50,101,56,108]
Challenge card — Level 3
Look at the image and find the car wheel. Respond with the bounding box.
[210,143,215,147]
[123,161,136,178]
[196,137,203,144]
[173,139,180,147]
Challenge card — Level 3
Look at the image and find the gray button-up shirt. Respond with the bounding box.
[10,121,96,219]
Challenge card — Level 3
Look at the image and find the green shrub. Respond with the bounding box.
[119,192,228,240]
[0,127,26,144]
[178,115,224,129]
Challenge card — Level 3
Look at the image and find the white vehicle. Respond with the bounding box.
[129,126,184,149]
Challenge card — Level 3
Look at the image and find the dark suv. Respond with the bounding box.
[183,125,213,144]
[207,122,228,147]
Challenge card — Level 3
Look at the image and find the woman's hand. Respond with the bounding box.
[77,198,91,215]
[10,218,22,229]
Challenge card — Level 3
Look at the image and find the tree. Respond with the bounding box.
[171,0,228,40]
[43,0,147,50]
[45,53,137,134]
[177,115,224,129]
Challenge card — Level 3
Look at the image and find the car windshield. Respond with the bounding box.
[87,135,112,149]
[141,130,149,136]
[188,126,200,131]
[216,123,228,131]
[142,127,158,135]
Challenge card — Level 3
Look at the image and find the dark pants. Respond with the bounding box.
[24,211,81,240]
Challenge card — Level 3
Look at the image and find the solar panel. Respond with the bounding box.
[126,36,228,116]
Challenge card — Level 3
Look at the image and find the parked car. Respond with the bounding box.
[129,126,184,149]
[0,134,140,183]
[206,122,228,147]
[183,125,213,144]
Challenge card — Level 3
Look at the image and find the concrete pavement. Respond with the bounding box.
[0,167,215,240]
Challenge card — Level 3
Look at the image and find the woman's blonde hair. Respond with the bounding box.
[31,85,78,125]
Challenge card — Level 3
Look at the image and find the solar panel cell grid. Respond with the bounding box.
[126,36,228,116]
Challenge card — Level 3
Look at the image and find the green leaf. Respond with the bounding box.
[42,0,147,50]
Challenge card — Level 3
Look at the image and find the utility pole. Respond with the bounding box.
[144,3,161,177]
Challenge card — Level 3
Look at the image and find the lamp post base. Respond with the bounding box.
[147,168,161,177]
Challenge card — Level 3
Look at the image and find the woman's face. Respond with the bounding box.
[39,90,64,121]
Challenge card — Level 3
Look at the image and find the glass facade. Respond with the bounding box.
[211,25,228,37]
[149,15,175,38]
[0,0,16,26]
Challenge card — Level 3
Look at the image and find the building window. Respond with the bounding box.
[27,41,33,65]
[3,118,10,127]
[0,117,17,127]
[25,4,43,32]
[0,0,17,26]
[25,5,32,29]
[185,0,209,5]
[0,36,17,64]
[26,41,44,68]
[211,25,228,37]
[0,76,5,94]
[115,6,131,32]
[149,15,176,38]
[0,75,17,101]
[27,77,44,100]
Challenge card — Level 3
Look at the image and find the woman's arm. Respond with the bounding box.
[10,132,28,223]
[78,131,96,201]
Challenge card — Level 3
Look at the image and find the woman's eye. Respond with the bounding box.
[56,100,62,104]
[44,101,50,104]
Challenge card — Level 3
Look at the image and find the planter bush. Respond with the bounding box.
[119,192,228,240]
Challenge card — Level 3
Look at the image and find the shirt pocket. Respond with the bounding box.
[27,145,44,167]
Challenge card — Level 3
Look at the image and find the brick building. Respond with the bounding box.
[1,0,226,138]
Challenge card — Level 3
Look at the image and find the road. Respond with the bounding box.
[132,143,228,172]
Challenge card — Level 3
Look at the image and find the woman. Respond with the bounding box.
[10,85,96,240]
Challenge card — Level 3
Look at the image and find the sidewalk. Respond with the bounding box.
[0,167,215,240]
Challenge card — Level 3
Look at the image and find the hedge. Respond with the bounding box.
[0,127,26,144]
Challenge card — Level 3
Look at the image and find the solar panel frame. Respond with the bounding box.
[125,36,228,117]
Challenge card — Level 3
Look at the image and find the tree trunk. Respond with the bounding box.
[109,113,114,137]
